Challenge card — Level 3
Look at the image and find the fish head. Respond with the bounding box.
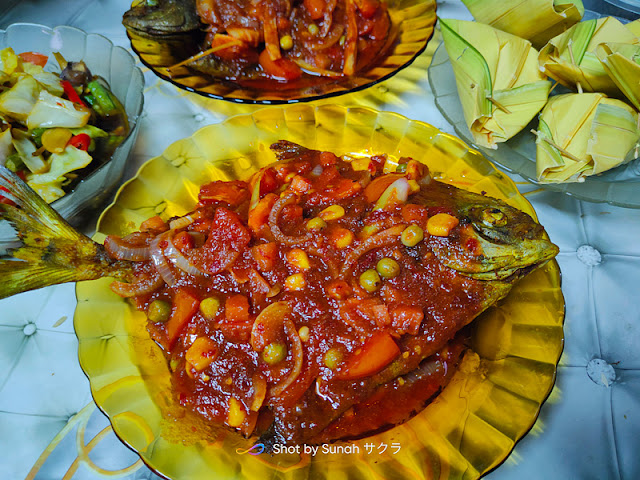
[426,184,559,281]
[122,0,201,36]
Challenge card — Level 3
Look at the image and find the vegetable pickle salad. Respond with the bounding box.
[0,48,129,203]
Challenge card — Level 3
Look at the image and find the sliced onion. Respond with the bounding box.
[169,211,203,231]
[268,191,312,245]
[110,271,164,297]
[150,231,177,287]
[340,224,406,276]
[104,235,150,261]
[269,318,303,398]
[164,232,206,277]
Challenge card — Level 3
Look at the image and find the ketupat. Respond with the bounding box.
[538,17,640,97]
[596,42,640,110]
[534,93,640,183]
[461,0,584,48]
[439,18,551,149]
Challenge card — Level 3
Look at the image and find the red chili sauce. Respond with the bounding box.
[107,142,488,443]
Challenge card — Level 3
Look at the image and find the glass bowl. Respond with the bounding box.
[126,0,436,104]
[75,105,564,480]
[0,23,144,227]
[428,13,640,209]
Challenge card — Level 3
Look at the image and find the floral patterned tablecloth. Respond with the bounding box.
[0,1,639,479]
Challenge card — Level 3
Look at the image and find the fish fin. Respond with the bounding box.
[0,166,131,299]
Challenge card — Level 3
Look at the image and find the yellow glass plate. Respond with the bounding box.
[126,0,436,104]
[75,105,564,480]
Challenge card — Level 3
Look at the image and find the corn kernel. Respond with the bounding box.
[279,34,293,50]
[298,325,310,342]
[397,377,405,386]
[427,213,459,237]
[323,347,343,369]
[227,398,246,427]
[285,273,306,291]
[333,228,354,249]
[319,205,345,221]
[262,342,287,365]
[408,179,420,193]
[401,225,424,247]
[286,248,311,270]
[200,297,220,320]
[202,374,210,382]
[306,217,327,231]
[308,23,319,36]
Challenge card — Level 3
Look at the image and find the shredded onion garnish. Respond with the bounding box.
[104,235,150,261]
[269,318,303,398]
[268,191,312,245]
[340,224,406,276]
[150,231,177,287]
[164,232,206,277]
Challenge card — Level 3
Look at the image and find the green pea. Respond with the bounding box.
[148,299,171,323]
[401,225,424,247]
[200,297,220,320]
[323,347,343,369]
[262,343,287,365]
[395,162,408,173]
[376,258,401,278]
[359,269,381,293]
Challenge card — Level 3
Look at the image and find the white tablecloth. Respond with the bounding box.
[1,1,639,479]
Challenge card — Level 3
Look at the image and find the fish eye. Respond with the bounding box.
[481,208,507,227]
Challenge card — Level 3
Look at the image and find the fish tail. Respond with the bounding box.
[0,166,132,299]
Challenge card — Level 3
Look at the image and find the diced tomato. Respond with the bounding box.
[173,231,195,251]
[196,207,251,274]
[166,288,200,348]
[259,168,279,196]
[68,133,91,151]
[252,242,279,272]
[304,0,325,19]
[290,175,312,193]
[390,305,424,336]
[401,204,429,227]
[355,0,380,18]
[258,49,302,81]
[281,204,303,222]
[140,215,169,233]
[199,180,249,207]
[19,51,48,67]
[337,331,400,379]
[248,193,278,234]
[225,294,250,323]
[209,33,253,61]
[319,151,338,167]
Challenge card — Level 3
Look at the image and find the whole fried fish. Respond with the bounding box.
[0,141,558,447]
[123,0,202,37]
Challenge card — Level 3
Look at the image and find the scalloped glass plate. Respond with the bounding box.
[428,39,640,209]
[0,23,144,226]
[126,0,436,104]
[75,105,564,480]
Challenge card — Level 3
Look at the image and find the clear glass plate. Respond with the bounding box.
[0,23,145,226]
[126,0,436,104]
[74,105,564,480]
[428,39,640,209]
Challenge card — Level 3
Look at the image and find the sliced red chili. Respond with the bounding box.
[61,80,86,107]
[68,133,91,151]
